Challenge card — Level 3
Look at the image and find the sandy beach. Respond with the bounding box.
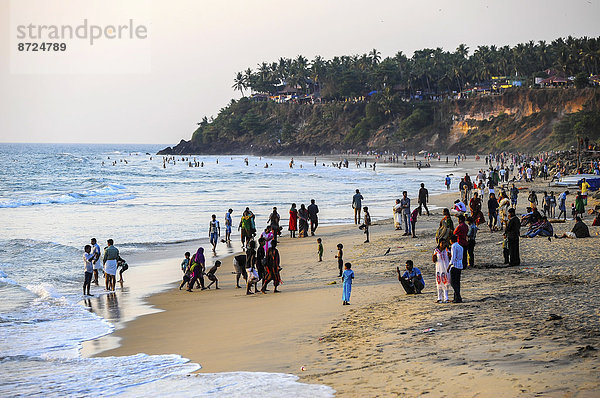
[93,162,600,397]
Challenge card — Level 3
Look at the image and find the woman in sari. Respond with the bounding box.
[498,192,511,231]
[393,199,403,230]
[187,247,206,291]
[289,203,298,238]
[436,208,454,245]
[298,204,309,238]
[261,240,281,293]
[432,240,450,303]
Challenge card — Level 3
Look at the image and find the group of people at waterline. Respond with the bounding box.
[82,238,127,295]
[81,164,594,305]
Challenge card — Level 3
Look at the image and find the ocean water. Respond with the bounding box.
[0,143,460,397]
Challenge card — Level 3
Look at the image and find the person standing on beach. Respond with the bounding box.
[256,237,266,281]
[308,199,319,236]
[453,215,469,269]
[335,243,344,277]
[505,208,521,266]
[418,183,430,216]
[488,193,499,232]
[238,208,255,249]
[209,214,221,253]
[91,238,102,286]
[261,226,275,254]
[268,207,281,241]
[362,207,371,243]
[341,263,354,305]
[393,199,403,230]
[261,240,281,293]
[448,235,463,303]
[83,245,94,296]
[433,240,450,303]
[102,239,119,292]
[445,175,451,190]
[466,216,478,267]
[400,191,411,236]
[558,191,569,220]
[298,204,309,237]
[510,184,519,208]
[289,203,298,238]
[352,189,363,224]
[317,238,323,262]
[224,209,233,243]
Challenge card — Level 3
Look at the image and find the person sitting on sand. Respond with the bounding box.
[524,216,553,238]
[397,260,424,294]
[554,217,590,239]
[342,262,354,305]
[451,199,467,216]
[205,260,221,289]
[592,212,600,227]
[521,207,542,227]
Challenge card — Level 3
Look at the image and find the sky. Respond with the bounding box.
[1,0,599,145]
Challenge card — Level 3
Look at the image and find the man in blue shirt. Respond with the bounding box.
[449,234,463,303]
[397,260,424,294]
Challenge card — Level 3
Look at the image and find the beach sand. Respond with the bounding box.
[94,166,600,397]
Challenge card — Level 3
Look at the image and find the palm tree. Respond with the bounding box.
[369,48,381,65]
[232,72,246,96]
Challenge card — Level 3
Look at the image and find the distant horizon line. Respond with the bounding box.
[0,142,171,146]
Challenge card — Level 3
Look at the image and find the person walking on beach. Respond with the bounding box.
[289,203,298,238]
[187,248,206,291]
[400,191,411,236]
[308,199,319,236]
[433,239,450,303]
[393,199,403,230]
[397,260,424,294]
[209,214,221,253]
[449,234,463,303]
[205,260,221,289]
[83,245,94,296]
[298,204,309,237]
[505,208,521,266]
[418,183,430,216]
[335,243,344,277]
[102,239,119,291]
[341,263,354,305]
[224,209,233,243]
[256,237,266,281]
[91,238,102,286]
[352,189,363,224]
[261,240,281,293]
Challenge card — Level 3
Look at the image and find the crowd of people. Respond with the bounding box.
[82,238,128,295]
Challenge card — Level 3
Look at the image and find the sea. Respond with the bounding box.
[0,143,462,397]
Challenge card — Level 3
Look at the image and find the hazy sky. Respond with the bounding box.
[1,0,599,145]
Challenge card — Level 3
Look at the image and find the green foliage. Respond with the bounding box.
[553,110,600,144]
[574,73,589,89]
[396,107,432,138]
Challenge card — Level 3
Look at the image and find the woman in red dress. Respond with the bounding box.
[289,203,298,238]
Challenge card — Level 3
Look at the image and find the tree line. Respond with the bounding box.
[232,36,600,99]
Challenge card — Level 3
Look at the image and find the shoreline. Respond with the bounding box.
[87,160,600,396]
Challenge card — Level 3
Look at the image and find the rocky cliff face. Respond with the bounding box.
[159,88,600,155]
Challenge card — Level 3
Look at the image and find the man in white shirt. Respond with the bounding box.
[83,245,94,296]
[449,234,463,303]
[209,214,220,253]
[90,238,102,286]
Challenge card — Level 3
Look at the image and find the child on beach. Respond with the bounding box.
[181,252,190,273]
[342,263,354,305]
[335,243,344,277]
[246,264,259,295]
[206,260,221,289]
[317,238,323,262]
[117,256,128,283]
[179,262,192,290]
[83,245,94,296]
